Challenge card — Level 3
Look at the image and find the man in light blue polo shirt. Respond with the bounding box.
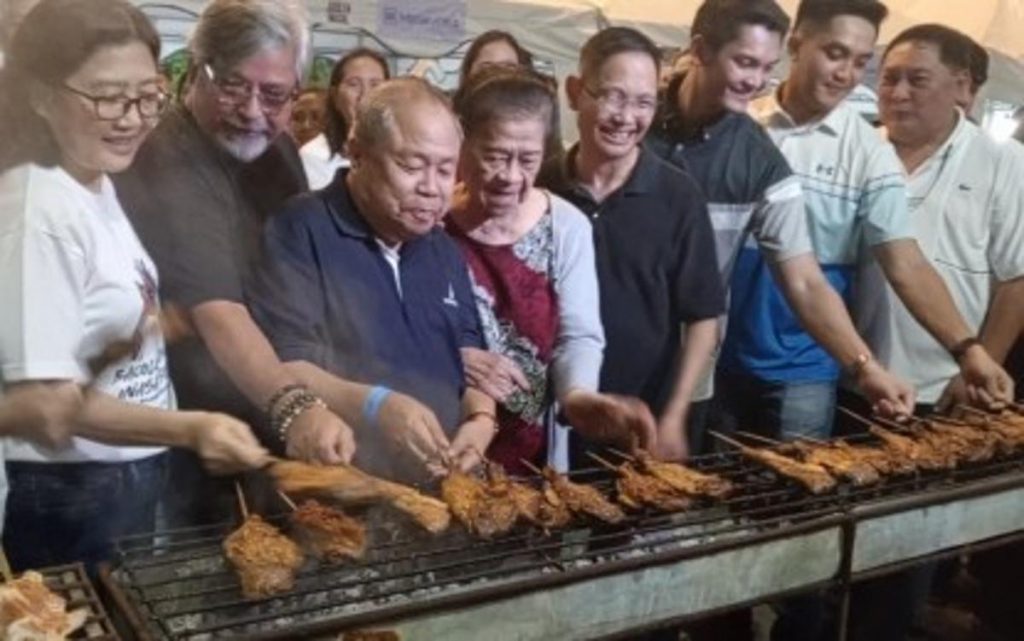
[718,0,1012,443]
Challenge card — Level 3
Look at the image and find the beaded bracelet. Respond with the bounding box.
[265,383,306,416]
[273,389,327,443]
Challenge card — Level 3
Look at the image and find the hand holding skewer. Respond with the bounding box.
[562,390,658,455]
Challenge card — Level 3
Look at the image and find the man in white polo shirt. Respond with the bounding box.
[720,0,1012,449]
[854,23,1023,421]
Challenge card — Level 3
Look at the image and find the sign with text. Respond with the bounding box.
[377,0,466,42]
[327,0,352,24]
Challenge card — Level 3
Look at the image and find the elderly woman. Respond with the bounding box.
[0,0,267,572]
[446,68,655,475]
[300,48,390,189]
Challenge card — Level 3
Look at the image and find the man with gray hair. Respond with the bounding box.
[249,77,500,480]
[116,1,447,521]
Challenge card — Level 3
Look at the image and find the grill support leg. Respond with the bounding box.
[834,520,855,641]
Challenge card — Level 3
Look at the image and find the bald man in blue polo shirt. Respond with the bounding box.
[249,78,498,480]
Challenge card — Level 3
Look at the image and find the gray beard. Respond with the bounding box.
[215,132,271,163]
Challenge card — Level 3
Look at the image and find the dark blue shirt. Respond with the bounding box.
[248,174,482,475]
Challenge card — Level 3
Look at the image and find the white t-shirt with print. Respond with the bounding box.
[0,164,173,464]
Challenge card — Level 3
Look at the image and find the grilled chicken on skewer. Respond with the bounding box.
[270,460,451,534]
[955,408,1024,448]
[711,431,836,494]
[440,466,518,539]
[0,571,88,640]
[482,463,571,529]
[536,465,626,524]
[790,441,880,486]
[942,413,1020,444]
[826,440,918,476]
[733,431,879,487]
[869,425,956,470]
[737,431,904,480]
[950,410,1024,453]
[629,450,734,499]
[290,499,367,562]
[917,419,999,462]
[836,408,954,471]
[589,453,692,512]
[223,515,304,599]
[535,483,574,529]
[965,416,1024,447]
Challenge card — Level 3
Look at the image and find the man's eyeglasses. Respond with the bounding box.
[583,85,657,115]
[203,64,298,115]
[60,84,169,121]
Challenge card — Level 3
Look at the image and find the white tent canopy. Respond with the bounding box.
[598,0,1024,105]
[133,0,1024,119]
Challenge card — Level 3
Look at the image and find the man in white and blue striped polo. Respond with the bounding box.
[722,0,1011,444]
[648,0,916,459]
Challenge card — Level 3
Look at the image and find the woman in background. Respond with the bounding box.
[290,86,326,147]
[459,30,534,87]
[299,48,389,190]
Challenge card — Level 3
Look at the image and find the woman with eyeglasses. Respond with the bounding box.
[0,0,269,573]
[300,48,390,190]
[445,67,656,475]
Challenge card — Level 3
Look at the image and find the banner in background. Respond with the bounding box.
[377,0,466,42]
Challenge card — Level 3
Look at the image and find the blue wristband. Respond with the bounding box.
[362,386,392,428]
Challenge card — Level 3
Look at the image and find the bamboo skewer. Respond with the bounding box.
[926,414,971,426]
[277,491,298,512]
[606,447,636,462]
[734,431,783,446]
[837,406,875,428]
[870,415,916,432]
[519,459,544,475]
[586,451,621,472]
[234,481,249,521]
[956,404,995,419]
[708,430,749,451]
[795,435,830,446]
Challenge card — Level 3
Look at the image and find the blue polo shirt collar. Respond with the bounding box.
[324,171,373,240]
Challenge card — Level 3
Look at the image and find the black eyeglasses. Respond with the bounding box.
[60,83,169,121]
[203,64,299,115]
[582,85,658,115]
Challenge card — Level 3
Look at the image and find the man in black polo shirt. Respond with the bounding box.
[540,27,725,462]
[647,0,916,454]
[249,78,498,480]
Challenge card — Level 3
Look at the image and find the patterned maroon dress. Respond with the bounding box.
[447,213,558,475]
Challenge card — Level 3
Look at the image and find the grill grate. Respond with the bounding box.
[105,447,1024,640]
[34,563,120,640]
